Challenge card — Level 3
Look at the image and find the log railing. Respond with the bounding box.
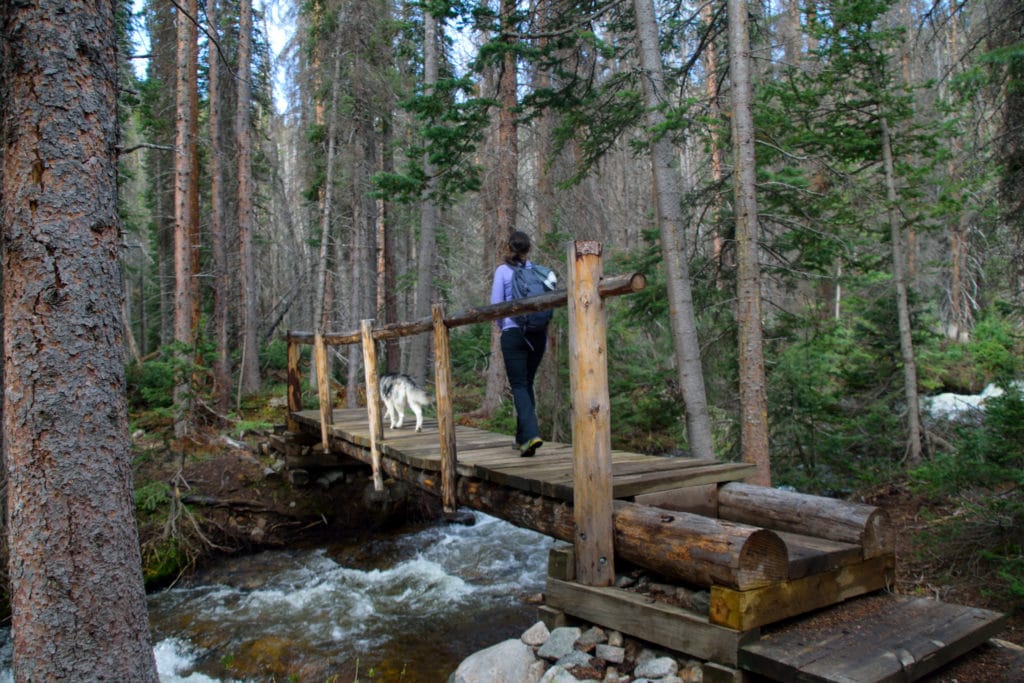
[285,241,646,586]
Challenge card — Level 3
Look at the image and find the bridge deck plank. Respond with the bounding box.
[292,408,754,501]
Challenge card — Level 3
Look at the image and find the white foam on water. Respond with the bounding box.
[155,638,229,682]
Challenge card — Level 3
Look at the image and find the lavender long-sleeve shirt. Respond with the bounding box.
[490,261,534,331]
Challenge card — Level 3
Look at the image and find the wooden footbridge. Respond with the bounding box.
[273,242,1006,682]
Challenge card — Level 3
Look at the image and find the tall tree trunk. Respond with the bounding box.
[533,0,563,440]
[173,0,200,438]
[480,0,522,416]
[728,0,771,485]
[312,50,342,398]
[0,0,159,677]
[378,117,401,372]
[409,7,441,386]
[701,1,727,285]
[632,0,715,460]
[146,0,178,349]
[208,0,231,413]
[880,117,923,465]
[494,0,519,238]
[237,0,260,395]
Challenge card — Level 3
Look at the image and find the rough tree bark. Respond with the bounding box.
[631,0,716,460]
[480,0,521,417]
[727,0,771,485]
[0,0,159,677]
[173,0,200,438]
[409,5,441,386]
[237,0,261,395]
[207,0,232,413]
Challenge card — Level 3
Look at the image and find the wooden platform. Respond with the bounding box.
[740,593,1007,682]
[290,408,756,501]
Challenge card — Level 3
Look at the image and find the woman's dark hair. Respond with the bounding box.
[505,230,532,265]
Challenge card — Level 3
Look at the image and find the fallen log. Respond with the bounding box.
[717,482,893,559]
[328,438,787,590]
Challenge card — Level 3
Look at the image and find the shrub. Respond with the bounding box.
[126,360,175,409]
[911,384,1024,613]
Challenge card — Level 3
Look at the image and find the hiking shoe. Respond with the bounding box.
[520,437,543,458]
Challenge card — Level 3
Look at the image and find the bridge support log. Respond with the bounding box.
[568,241,616,586]
[718,482,893,559]
[328,437,786,590]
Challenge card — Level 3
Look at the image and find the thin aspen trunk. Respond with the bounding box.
[880,117,923,465]
[728,0,771,485]
[313,51,343,398]
[632,0,715,460]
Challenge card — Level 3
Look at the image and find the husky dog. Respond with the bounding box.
[379,373,432,432]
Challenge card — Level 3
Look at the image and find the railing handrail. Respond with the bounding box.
[284,272,646,346]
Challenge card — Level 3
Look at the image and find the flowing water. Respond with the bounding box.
[0,512,553,682]
[148,511,554,682]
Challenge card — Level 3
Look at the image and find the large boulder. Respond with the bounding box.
[450,638,540,683]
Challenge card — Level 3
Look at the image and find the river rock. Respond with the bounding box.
[576,626,607,651]
[537,626,582,660]
[537,664,583,683]
[522,620,551,646]
[595,643,625,664]
[634,655,679,679]
[555,649,591,670]
[450,638,540,683]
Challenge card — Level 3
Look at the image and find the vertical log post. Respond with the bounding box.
[314,332,332,450]
[286,335,302,432]
[432,303,458,513]
[361,319,385,491]
[567,241,616,586]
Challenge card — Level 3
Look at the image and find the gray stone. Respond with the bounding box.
[538,664,581,683]
[607,630,624,648]
[635,656,679,679]
[451,638,540,683]
[577,626,607,649]
[522,620,551,647]
[536,626,581,660]
[595,643,625,664]
[554,649,591,670]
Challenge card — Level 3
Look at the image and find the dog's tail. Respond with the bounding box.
[411,386,434,405]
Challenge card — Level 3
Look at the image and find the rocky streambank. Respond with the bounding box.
[449,621,706,683]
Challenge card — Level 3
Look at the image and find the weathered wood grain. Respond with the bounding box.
[739,594,1006,682]
[719,482,894,558]
[545,578,756,666]
[709,555,895,631]
[432,304,457,512]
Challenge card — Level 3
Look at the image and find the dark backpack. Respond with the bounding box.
[510,262,557,331]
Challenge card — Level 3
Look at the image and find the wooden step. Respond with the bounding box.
[739,593,1006,682]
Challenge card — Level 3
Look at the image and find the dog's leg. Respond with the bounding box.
[393,394,406,429]
[383,398,396,429]
[411,402,423,432]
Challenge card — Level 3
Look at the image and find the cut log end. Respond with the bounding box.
[737,528,789,589]
[862,508,895,558]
